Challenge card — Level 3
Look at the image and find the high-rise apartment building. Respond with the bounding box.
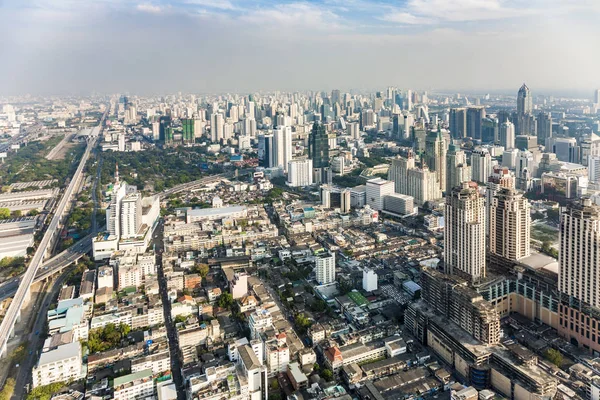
[407,166,441,207]
[273,126,292,172]
[481,117,498,143]
[388,152,415,195]
[446,142,471,192]
[316,252,336,285]
[559,199,600,308]
[287,159,313,187]
[558,199,600,353]
[120,192,142,239]
[444,182,486,282]
[499,121,515,150]
[471,148,492,183]
[210,113,224,143]
[425,129,446,192]
[489,188,531,261]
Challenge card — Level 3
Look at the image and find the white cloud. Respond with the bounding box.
[240,2,342,30]
[381,11,434,25]
[136,3,162,13]
[185,0,237,10]
[384,0,534,25]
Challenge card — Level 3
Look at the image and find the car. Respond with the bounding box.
[35,330,39,335]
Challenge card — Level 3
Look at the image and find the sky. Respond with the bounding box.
[0,0,599,96]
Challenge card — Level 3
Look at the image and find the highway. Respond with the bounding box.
[0,117,103,357]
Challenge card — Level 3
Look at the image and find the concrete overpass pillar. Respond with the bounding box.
[15,308,21,324]
[0,340,6,358]
[22,287,30,307]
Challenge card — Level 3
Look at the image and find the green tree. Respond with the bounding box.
[26,382,65,400]
[12,210,22,217]
[218,292,234,309]
[546,348,563,367]
[28,209,40,217]
[194,263,209,277]
[321,369,333,382]
[0,378,16,400]
[0,208,10,219]
[294,313,311,333]
[118,323,131,338]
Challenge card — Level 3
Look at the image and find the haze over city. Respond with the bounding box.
[1,0,600,95]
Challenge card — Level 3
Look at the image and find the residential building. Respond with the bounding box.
[489,188,531,261]
[32,342,84,388]
[316,251,336,285]
[113,369,155,400]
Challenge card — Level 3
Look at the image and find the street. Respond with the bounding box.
[154,220,186,400]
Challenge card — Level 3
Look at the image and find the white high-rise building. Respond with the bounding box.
[407,166,441,207]
[446,142,471,191]
[559,199,600,308]
[444,182,486,282]
[315,252,336,285]
[589,155,600,184]
[388,152,416,195]
[120,192,142,239]
[210,113,224,143]
[274,126,293,172]
[489,187,531,261]
[502,148,519,169]
[363,268,378,292]
[366,178,395,211]
[32,342,84,388]
[499,121,515,150]
[287,159,313,187]
[347,122,360,140]
[471,148,492,183]
[152,121,160,141]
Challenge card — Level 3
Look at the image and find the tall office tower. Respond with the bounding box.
[246,101,255,119]
[229,104,239,122]
[360,109,375,129]
[308,122,329,169]
[547,137,579,163]
[347,122,360,140]
[243,117,256,137]
[406,89,413,111]
[388,151,415,195]
[181,118,194,143]
[120,192,142,239]
[497,110,511,126]
[558,199,600,352]
[489,188,531,261]
[117,133,125,152]
[331,89,341,105]
[516,83,534,135]
[471,148,491,183]
[466,106,486,140]
[407,165,441,207]
[499,121,515,150]
[515,150,536,190]
[366,178,395,211]
[444,182,486,282]
[481,117,498,143]
[580,133,600,167]
[536,112,552,146]
[425,128,447,192]
[403,113,413,140]
[588,155,600,184]
[446,142,471,191]
[449,108,467,139]
[210,113,224,143]
[340,189,351,214]
[315,252,336,285]
[159,115,171,141]
[273,126,293,172]
[595,89,600,105]
[259,134,275,168]
[287,159,313,187]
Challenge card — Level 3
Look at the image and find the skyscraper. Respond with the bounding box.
[446,142,471,191]
[425,128,446,192]
[444,182,486,282]
[366,178,395,211]
[181,118,194,143]
[499,121,515,150]
[449,108,467,139]
[536,112,552,146]
[273,126,292,172]
[481,117,498,143]
[259,134,275,168]
[594,89,600,105]
[210,113,224,143]
[471,148,492,183]
[287,159,313,187]
[557,199,600,353]
[388,152,415,195]
[308,122,329,169]
[466,107,486,140]
[489,187,531,261]
[516,84,534,135]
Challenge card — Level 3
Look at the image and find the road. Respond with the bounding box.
[154,220,186,400]
[0,114,103,357]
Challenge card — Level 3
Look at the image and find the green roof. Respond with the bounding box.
[347,291,369,306]
[114,369,153,387]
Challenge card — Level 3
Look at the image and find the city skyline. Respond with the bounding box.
[1,0,599,95]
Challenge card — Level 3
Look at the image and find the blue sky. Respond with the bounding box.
[0,0,599,95]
